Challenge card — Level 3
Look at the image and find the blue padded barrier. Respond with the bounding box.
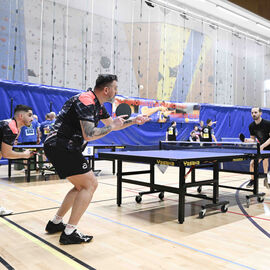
[1,80,270,147]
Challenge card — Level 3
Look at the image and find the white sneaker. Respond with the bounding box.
[0,207,13,216]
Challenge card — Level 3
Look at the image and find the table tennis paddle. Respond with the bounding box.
[115,103,131,120]
[239,133,245,142]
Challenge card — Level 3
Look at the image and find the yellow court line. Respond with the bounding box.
[0,218,91,270]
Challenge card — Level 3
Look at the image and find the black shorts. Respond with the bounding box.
[44,144,91,179]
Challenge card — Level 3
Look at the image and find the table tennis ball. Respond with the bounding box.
[139,85,144,90]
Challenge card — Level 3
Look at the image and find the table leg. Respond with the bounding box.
[8,160,11,178]
[112,146,115,174]
[253,158,258,195]
[113,160,115,174]
[150,164,155,192]
[178,163,186,224]
[27,159,31,182]
[117,160,122,206]
[191,168,195,183]
[213,162,219,204]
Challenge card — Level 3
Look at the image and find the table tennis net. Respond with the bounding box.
[159,141,260,154]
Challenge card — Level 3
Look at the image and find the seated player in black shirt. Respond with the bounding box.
[0,104,34,160]
[44,74,150,244]
[244,107,270,189]
[0,104,34,216]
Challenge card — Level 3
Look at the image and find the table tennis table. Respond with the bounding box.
[8,144,49,182]
[9,143,125,181]
[99,141,269,224]
[84,143,125,175]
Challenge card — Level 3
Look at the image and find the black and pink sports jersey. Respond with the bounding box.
[0,119,19,150]
[46,91,110,151]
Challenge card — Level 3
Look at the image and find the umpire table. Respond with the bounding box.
[99,141,269,224]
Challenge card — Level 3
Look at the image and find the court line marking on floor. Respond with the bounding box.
[227,210,270,222]
[0,256,15,270]
[0,182,256,270]
[10,206,59,216]
[2,180,264,222]
[1,180,268,222]
[100,181,270,222]
[236,182,270,238]
[10,195,135,216]
[0,217,96,270]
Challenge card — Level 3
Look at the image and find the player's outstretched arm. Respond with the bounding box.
[1,142,33,159]
[80,117,127,141]
[101,115,150,131]
[245,136,256,143]
[81,115,151,141]
[115,115,150,130]
[260,137,270,151]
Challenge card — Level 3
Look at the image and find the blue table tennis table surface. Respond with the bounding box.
[13,144,270,161]
[14,143,122,147]
[13,144,44,148]
[101,149,270,161]
[88,143,123,147]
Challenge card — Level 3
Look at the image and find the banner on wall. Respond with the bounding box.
[113,96,200,123]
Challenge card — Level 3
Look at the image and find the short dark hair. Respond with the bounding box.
[94,74,118,90]
[206,119,212,124]
[252,107,262,112]
[171,121,176,126]
[14,104,32,115]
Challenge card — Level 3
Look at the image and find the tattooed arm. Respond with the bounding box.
[80,116,128,141]
[81,115,151,141]
[80,120,113,141]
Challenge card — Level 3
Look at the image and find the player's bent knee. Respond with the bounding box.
[91,178,98,191]
[85,177,98,192]
[81,177,98,191]
[67,171,98,191]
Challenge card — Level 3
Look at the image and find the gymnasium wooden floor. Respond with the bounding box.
[0,161,269,270]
